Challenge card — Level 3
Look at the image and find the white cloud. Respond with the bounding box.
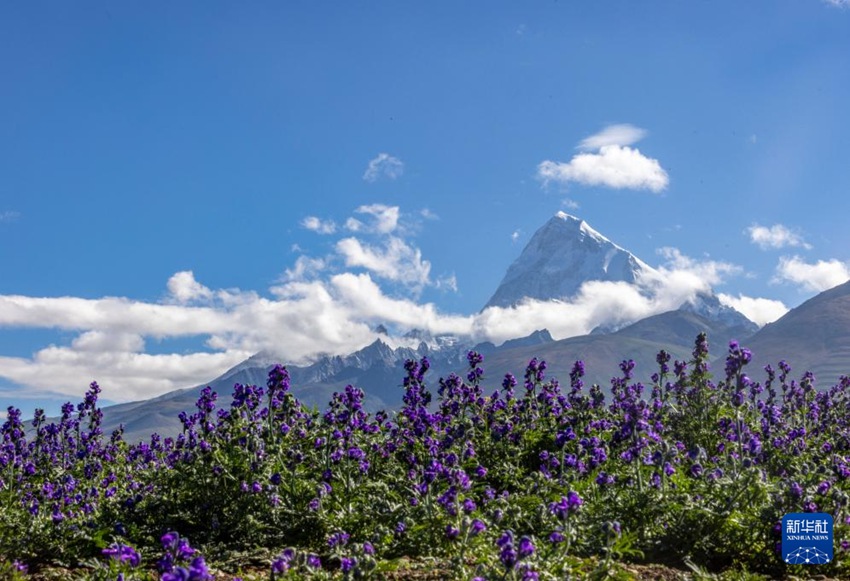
[326,273,471,334]
[538,125,668,192]
[363,153,404,182]
[344,205,401,235]
[774,256,850,292]
[345,217,364,232]
[0,211,20,223]
[0,294,230,337]
[73,331,146,353]
[561,198,580,210]
[578,124,647,150]
[538,147,668,192]
[717,294,789,326]
[420,208,439,220]
[301,216,337,235]
[824,0,850,8]
[353,204,400,234]
[0,283,385,401]
[653,247,742,288]
[336,236,431,289]
[746,223,811,250]
[475,281,649,344]
[511,230,521,243]
[167,271,214,304]
[283,256,327,283]
[0,349,251,403]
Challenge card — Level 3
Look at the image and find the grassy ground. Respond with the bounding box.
[17,558,844,581]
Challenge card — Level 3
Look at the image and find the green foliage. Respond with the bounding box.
[3,336,850,579]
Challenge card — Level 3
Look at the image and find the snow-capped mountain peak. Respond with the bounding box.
[483,212,656,309]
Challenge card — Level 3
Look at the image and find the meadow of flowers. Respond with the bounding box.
[2,332,850,580]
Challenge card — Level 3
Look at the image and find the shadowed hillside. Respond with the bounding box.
[744,280,850,388]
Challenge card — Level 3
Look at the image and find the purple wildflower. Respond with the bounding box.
[471,519,487,536]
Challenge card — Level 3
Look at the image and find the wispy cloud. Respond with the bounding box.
[301,216,337,234]
[773,256,850,292]
[0,211,21,223]
[578,124,646,150]
[363,153,404,182]
[352,204,400,234]
[824,0,850,8]
[300,204,441,293]
[511,230,521,243]
[435,273,458,292]
[282,256,327,283]
[654,247,742,284]
[538,125,668,192]
[747,223,811,250]
[344,217,364,232]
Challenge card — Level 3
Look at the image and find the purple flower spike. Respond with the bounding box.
[102,543,141,567]
[161,531,179,549]
[340,557,356,573]
[307,554,322,569]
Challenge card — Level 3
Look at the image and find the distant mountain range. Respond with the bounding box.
[94,212,850,442]
[106,306,742,442]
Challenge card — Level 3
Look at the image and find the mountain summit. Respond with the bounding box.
[484,212,655,309]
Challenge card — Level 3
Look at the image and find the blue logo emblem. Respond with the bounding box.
[782,513,833,565]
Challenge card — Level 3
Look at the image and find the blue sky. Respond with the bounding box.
[2,1,850,415]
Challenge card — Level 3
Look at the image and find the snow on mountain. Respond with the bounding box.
[484,211,759,336]
[679,293,758,337]
[484,212,656,309]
